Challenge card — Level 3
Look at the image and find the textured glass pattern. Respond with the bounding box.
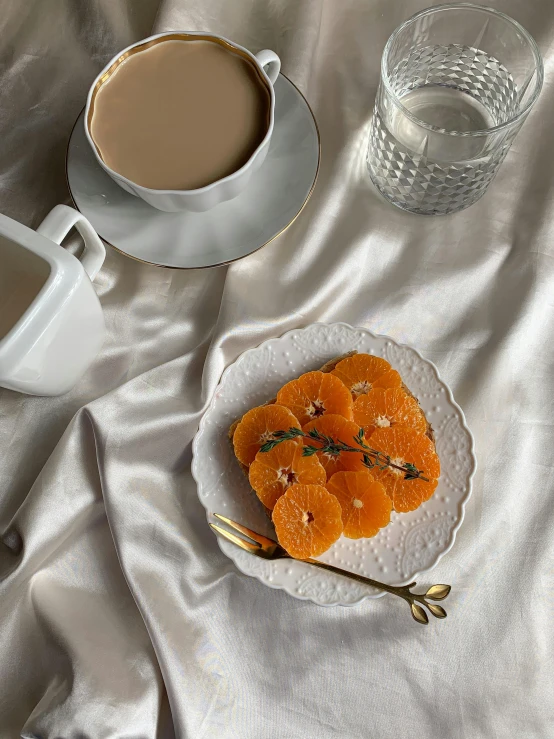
[390,44,519,123]
[368,44,524,215]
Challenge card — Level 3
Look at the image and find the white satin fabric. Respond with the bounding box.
[1,1,553,737]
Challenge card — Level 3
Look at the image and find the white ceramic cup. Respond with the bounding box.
[0,205,106,396]
[84,32,281,213]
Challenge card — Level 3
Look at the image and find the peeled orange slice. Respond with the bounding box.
[233,404,300,467]
[272,483,343,559]
[276,371,353,427]
[369,426,440,512]
[326,470,392,538]
[353,387,427,437]
[331,354,401,399]
[302,414,366,478]
[249,440,326,510]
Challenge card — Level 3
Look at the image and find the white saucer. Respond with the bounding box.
[66,75,320,269]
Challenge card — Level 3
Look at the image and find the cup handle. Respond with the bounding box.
[37,204,106,281]
[255,49,281,85]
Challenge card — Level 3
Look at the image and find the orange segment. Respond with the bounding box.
[249,440,326,510]
[353,387,427,437]
[276,371,353,427]
[233,404,301,467]
[369,427,440,513]
[331,354,402,399]
[326,471,392,539]
[373,369,403,390]
[302,415,366,478]
[272,484,343,559]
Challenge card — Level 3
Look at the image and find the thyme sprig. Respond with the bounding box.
[260,427,429,482]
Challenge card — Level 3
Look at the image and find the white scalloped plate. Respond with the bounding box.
[192,323,475,606]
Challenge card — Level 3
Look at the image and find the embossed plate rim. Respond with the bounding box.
[192,322,476,606]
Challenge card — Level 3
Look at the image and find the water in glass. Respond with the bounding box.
[367,41,525,215]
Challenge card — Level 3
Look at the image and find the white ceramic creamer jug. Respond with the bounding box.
[0,205,106,396]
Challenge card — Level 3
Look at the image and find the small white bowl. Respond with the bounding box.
[84,32,281,213]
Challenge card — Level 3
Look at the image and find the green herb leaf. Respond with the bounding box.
[257,426,430,482]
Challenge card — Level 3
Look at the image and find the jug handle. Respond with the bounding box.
[37,205,106,281]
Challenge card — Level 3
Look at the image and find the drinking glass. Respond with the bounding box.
[367,4,543,215]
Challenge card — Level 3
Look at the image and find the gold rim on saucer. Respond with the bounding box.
[65,73,320,271]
